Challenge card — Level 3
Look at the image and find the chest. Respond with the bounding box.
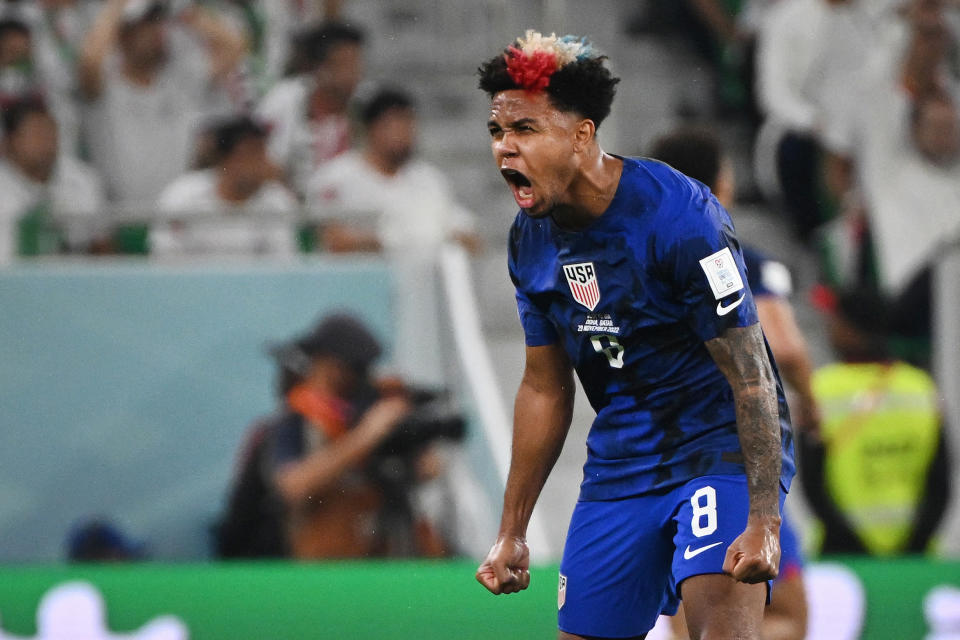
[522,235,678,345]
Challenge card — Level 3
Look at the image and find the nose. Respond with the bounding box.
[493,131,518,160]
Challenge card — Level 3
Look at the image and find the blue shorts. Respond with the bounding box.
[776,510,804,582]
[558,474,786,638]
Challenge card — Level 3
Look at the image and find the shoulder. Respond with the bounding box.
[0,161,23,191]
[318,150,365,176]
[766,0,813,28]
[258,77,307,115]
[54,156,104,206]
[0,162,29,215]
[56,155,101,187]
[628,157,724,238]
[157,171,215,209]
[743,245,793,298]
[404,159,446,183]
[507,211,554,276]
[258,181,299,211]
[891,361,939,391]
[622,156,708,213]
[307,151,366,189]
[741,245,771,283]
[166,31,210,80]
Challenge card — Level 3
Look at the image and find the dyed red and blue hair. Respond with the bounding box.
[478,30,620,128]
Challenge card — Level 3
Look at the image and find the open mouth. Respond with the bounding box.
[500,168,535,208]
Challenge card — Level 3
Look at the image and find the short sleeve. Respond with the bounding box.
[743,246,793,299]
[514,288,559,347]
[658,193,759,342]
[508,223,559,347]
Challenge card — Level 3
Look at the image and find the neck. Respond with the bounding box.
[122,59,160,86]
[309,86,346,119]
[551,149,622,231]
[12,159,53,184]
[363,148,401,176]
[217,175,257,204]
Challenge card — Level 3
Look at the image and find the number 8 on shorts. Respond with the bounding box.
[690,486,717,537]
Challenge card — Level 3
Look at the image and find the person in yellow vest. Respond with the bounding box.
[802,287,951,555]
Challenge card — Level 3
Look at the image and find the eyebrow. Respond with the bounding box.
[487,117,538,129]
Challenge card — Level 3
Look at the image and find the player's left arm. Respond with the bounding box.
[704,323,782,584]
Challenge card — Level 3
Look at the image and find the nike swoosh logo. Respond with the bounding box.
[716,293,746,316]
[683,541,723,560]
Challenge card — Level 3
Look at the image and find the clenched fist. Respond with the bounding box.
[476,535,531,595]
[722,515,781,584]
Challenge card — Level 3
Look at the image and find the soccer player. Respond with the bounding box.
[474,32,795,640]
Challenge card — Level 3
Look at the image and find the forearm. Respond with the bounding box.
[499,375,574,537]
[707,325,782,519]
[687,0,740,44]
[78,0,126,98]
[758,300,818,424]
[322,224,383,253]
[734,380,783,519]
[180,6,248,80]
[275,424,382,505]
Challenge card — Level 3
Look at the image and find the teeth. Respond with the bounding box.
[518,187,533,199]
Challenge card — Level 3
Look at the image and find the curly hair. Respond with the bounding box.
[477,33,620,128]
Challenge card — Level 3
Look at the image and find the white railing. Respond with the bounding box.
[440,244,555,560]
[934,242,960,557]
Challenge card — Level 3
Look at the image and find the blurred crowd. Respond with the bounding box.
[640,0,956,595]
[0,0,952,567]
[0,0,479,262]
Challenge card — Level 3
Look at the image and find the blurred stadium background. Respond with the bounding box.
[0,0,958,638]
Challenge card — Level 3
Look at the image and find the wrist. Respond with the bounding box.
[496,523,528,542]
[496,531,526,541]
[747,512,782,530]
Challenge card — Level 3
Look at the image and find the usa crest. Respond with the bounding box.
[563,262,600,311]
[558,573,567,610]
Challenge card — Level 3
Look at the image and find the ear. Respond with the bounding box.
[572,118,596,152]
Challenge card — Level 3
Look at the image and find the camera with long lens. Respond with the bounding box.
[374,387,466,457]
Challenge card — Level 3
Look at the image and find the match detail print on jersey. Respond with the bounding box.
[563,262,600,311]
[698,247,745,300]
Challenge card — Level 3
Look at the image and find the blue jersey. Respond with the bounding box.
[508,157,795,500]
[742,245,793,300]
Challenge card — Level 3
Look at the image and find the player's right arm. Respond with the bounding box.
[476,342,574,595]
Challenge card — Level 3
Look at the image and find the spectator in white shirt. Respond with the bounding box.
[307,87,481,255]
[77,0,247,208]
[307,88,481,387]
[201,0,342,105]
[0,18,35,102]
[0,97,105,265]
[755,0,874,242]
[256,21,364,198]
[0,0,101,154]
[151,114,298,257]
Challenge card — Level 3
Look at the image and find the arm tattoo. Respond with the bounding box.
[705,324,782,519]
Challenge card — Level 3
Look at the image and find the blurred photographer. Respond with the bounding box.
[217,313,461,559]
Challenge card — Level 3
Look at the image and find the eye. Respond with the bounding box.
[517,124,534,132]
[488,126,502,138]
